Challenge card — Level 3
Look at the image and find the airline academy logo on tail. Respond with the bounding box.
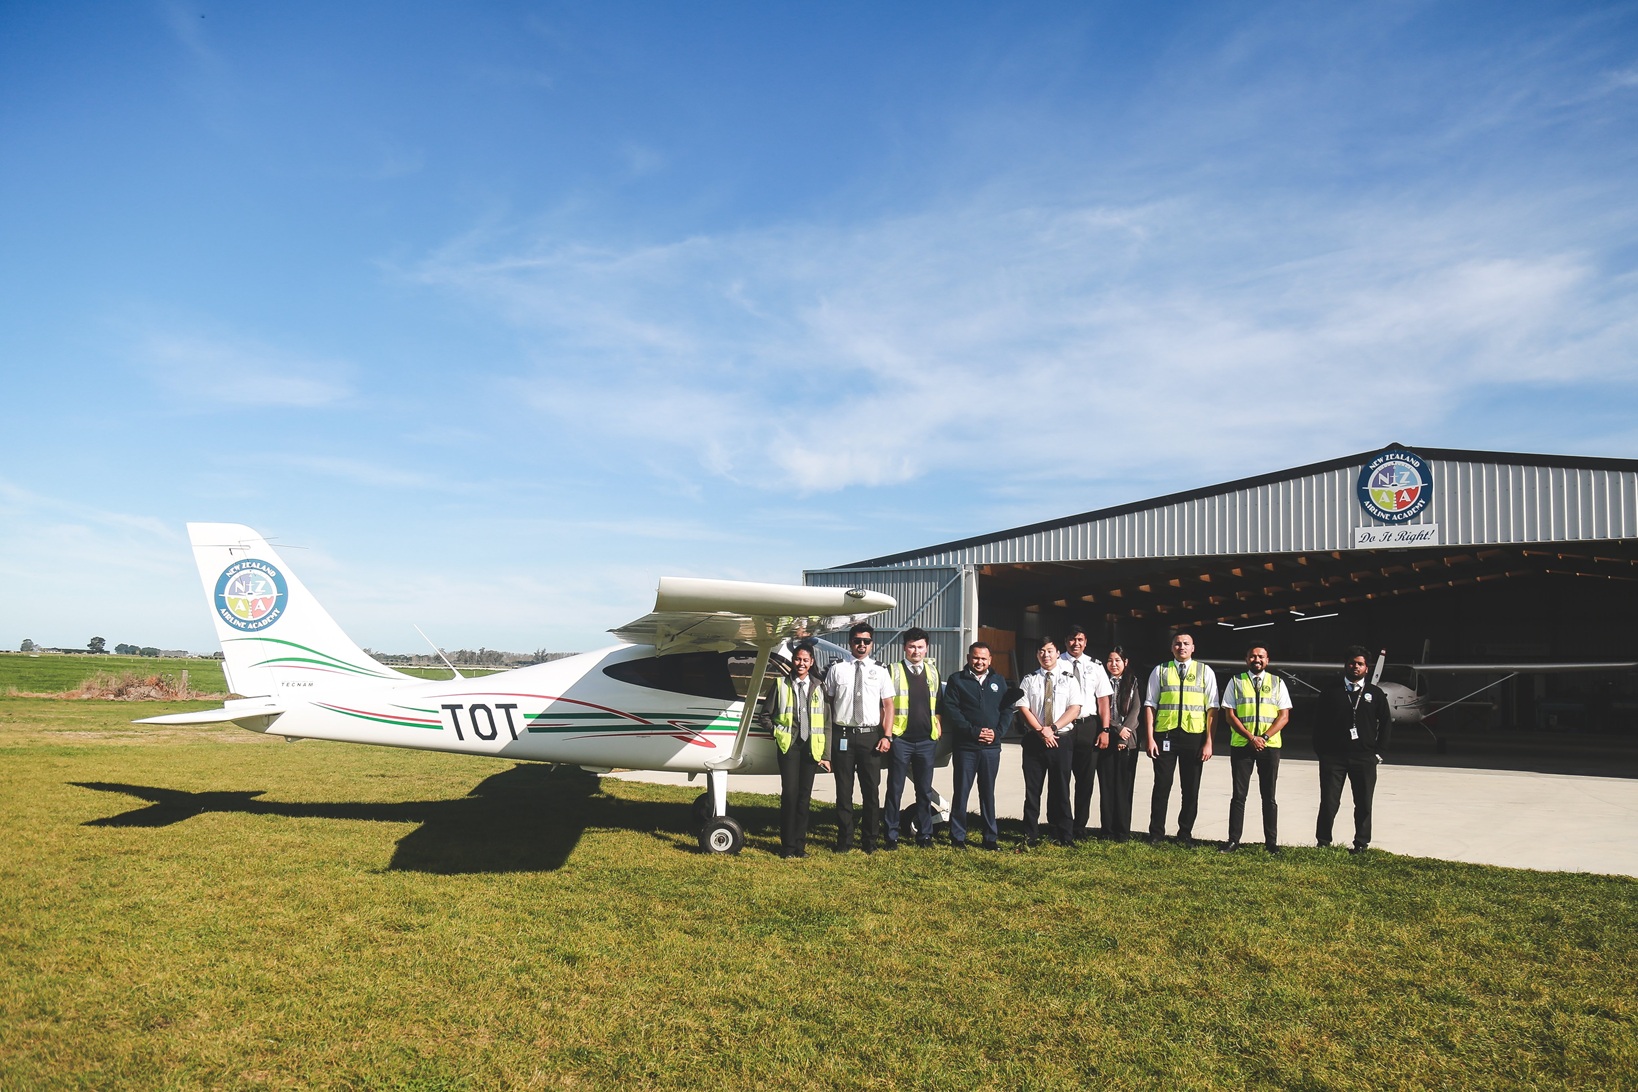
[1357,448,1432,524]
[215,559,288,631]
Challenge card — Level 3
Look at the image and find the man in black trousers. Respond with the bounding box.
[940,641,1014,850]
[1313,645,1393,853]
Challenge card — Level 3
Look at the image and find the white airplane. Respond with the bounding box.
[136,523,896,854]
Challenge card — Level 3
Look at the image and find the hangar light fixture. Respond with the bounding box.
[1233,621,1276,631]
[1294,612,1339,623]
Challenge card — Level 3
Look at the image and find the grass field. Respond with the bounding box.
[0,653,498,696]
[2,696,1635,1090]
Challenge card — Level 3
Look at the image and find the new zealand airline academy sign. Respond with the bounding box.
[1357,449,1432,524]
[215,559,288,631]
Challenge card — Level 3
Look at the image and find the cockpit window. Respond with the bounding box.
[603,651,789,701]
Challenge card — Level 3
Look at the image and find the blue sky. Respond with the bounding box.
[3,1,1636,654]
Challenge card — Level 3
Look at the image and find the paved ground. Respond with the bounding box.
[613,743,1638,877]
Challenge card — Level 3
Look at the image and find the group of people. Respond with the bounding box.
[758,623,1393,859]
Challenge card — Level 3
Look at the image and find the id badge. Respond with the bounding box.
[1349,727,1359,740]
[839,735,849,752]
[1162,739,1171,753]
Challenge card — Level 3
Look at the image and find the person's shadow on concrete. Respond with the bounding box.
[71,764,723,873]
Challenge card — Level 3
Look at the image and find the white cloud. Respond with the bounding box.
[411,186,1637,495]
[138,331,353,408]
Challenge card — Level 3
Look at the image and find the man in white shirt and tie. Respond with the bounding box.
[823,622,896,853]
[1016,639,1083,847]
[1061,625,1113,841]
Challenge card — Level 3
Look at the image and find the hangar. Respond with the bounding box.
[805,444,1638,747]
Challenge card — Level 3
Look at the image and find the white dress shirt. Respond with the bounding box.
[824,656,896,727]
[1016,664,1084,733]
[1060,652,1113,722]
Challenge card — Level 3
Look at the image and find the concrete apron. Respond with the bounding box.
[611,742,1638,878]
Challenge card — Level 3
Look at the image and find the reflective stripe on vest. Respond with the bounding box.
[1154,661,1209,733]
[889,661,941,740]
[772,677,828,762]
[1229,672,1283,748]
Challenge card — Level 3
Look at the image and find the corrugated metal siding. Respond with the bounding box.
[804,566,964,673]
[868,458,1638,568]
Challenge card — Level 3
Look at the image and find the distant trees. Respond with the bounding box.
[115,643,138,655]
[88,636,106,654]
[19,639,34,652]
[140,646,160,657]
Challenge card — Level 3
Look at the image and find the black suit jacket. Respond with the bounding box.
[1312,678,1393,756]
[940,668,1014,751]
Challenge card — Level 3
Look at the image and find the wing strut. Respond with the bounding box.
[1422,672,1518,722]
[705,627,778,773]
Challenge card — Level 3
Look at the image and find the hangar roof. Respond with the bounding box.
[842,444,1638,570]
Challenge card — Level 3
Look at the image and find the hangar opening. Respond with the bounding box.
[807,445,1638,775]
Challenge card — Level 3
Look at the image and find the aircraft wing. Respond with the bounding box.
[1409,661,1638,674]
[611,577,897,655]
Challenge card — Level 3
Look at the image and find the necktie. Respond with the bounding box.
[795,680,809,741]
[853,660,866,726]
[1042,671,1055,730]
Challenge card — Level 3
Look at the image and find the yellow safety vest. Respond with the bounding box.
[1154,661,1209,733]
[889,661,941,740]
[1229,672,1284,748]
[772,677,828,762]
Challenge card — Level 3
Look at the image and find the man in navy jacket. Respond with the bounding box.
[940,642,1015,849]
[1313,645,1394,853]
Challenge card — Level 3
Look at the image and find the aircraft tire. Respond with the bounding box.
[699,816,744,855]
[692,792,713,826]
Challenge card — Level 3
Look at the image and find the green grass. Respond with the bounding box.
[2,696,1634,1090]
[0,653,229,695]
[0,653,500,696]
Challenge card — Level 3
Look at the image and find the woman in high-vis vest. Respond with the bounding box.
[755,642,830,859]
[1095,646,1143,841]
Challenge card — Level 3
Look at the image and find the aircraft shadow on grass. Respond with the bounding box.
[72,764,782,873]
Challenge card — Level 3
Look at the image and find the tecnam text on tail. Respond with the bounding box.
[138,523,895,854]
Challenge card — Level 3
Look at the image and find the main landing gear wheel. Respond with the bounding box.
[692,792,713,827]
[699,816,744,855]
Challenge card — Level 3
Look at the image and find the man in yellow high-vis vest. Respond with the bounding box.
[884,627,941,848]
[1219,644,1291,854]
[1143,631,1219,847]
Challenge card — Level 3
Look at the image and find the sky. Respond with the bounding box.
[3,1,1637,655]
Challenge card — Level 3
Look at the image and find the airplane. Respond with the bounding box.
[1205,651,1637,750]
[136,523,898,854]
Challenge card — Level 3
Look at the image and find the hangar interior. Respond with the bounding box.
[808,445,1638,770]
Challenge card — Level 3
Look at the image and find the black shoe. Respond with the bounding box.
[1147,833,1164,845]
[1266,843,1281,854]
[882,840,899,851]
[1316,840,1332,849]
[1220,840,1240,853]
[791,851,807,859]
[834,842,852,853]
[1349,844,1368,855]
[916,839,933,848]
[981,841,999,851]
[951,840,968,850]
[1025,836,1039,848]
[1179,835,1196,849]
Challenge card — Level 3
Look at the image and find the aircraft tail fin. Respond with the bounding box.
[186,523,410,697]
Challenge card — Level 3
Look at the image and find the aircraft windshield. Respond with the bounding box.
[603,651,787,702]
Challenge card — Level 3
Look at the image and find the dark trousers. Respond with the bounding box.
[1096,744,1139,840]
[1021,728,1075,843]
[1228,747,1281,846]
[950,746,1000,846]
[832,728,885,849]
[1071,724,1100,836]
[1149,729,1206,838]
[885,736,936,845]
[1317,752,1377,848]
[776,742,820,855]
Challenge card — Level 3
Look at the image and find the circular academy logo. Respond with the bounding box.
[214,559,289,632]
[1357,448,1433,524]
